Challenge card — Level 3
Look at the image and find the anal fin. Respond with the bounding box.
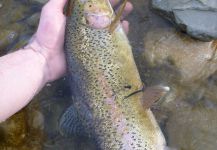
[142,85,170,109]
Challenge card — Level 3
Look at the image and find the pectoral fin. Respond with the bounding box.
[142,86,170,109]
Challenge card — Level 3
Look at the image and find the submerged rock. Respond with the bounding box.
[151,0,217,41]
[0,0,40,55]
[8,34,32,54]
[166,106,217,150]
[26,12,40,28]
[0,101,44,150]
[0,111,27,146]
[0,29,18,56]
[142,26,217,150]
[144,28,217,83]
[0,0,28,26]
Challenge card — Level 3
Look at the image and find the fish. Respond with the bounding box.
[60,0,169,149]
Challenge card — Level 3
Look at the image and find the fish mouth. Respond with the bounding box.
[82,0,114,29]
[84,13,112,29]
[85,12,110,17]
[84,8,113,20]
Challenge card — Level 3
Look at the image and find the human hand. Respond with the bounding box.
[27,0,133,82]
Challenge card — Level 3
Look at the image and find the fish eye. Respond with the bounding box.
[89,4,92,7]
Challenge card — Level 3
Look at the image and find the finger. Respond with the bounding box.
[49,0,68,10]
[121,2,133,19]
[110,0,121,7]
[121,20,129,34]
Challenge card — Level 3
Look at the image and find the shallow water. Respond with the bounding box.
[1,0,217,150]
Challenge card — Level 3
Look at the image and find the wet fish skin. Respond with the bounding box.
[61,0,166,149]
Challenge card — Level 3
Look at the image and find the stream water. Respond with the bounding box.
[1,0,217,150]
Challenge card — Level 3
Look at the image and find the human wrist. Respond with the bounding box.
[24,40,52,84]
[24,38,66,82]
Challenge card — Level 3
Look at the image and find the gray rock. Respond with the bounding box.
[151,0,217,41]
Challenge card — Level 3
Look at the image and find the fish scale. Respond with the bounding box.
[61,0,167,149]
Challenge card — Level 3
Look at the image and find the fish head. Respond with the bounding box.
[76,0,114,29]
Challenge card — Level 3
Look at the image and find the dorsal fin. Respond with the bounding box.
[109,0,127,33]
[65,0,74,17]
[210,40,217,61]
[142,86,170,109]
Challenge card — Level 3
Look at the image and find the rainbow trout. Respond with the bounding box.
[60,0,169,149]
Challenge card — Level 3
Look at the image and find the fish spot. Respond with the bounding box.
[124,85,132,89]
